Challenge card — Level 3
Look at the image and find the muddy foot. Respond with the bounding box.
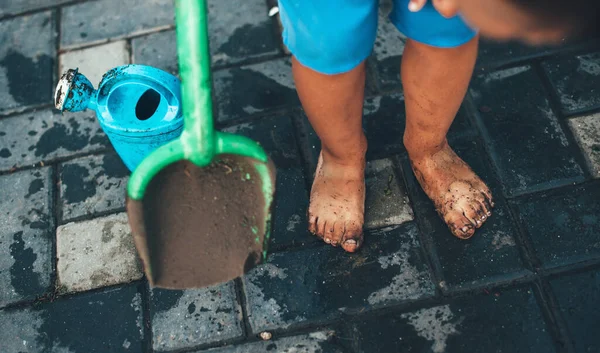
[308,153,365,252]
[410,142,494,239]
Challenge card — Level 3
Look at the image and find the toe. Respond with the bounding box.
[481,189,494,208]
[308,212,319,236]
[342,222,363,253]
[324,222,339,246]
[480,192,493,216]
[331,222,346,246]
[473,203,487,228]
[461,204,479,227]
[444,211,475,239]
[315,219,327,239]
[474,192,490,215]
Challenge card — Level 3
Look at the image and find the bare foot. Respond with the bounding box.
[308,153,365,252]
[410,142,494,239]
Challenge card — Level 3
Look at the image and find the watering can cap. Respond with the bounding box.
[54,68,95,113]
[54,68,78,111]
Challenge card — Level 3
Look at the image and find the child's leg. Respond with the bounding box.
[402,36,493,239]
[391,0,493,239]
[293,58,367,252]
[278,0,378,252]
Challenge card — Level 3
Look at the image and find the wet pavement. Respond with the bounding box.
[0,0,599,352]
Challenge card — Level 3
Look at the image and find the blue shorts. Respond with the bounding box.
[279,0,477,74]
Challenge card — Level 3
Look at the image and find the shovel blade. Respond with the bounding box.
[127,155,275,289]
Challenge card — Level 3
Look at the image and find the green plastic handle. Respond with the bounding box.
[175,0,214,166]
[176,0,269,167]
[127,0,269,200]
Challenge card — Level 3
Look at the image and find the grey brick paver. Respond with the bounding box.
[365,158,413,229]
[56,213,142,293]
[60,0,174,48]
[213,58,298,123]
[243,223,435,333]
[543,52,600,115]
[0,109,109,171]
[0,284,144,352]
[0,0,70,17]
[550,270,600,353]
[0,167,53,308]
[471,65,585,196]
[132,30,179,75]
[352,287,556,353]
[207,0,279,67]
[151,282,243,351]
[59,40,130,86]
[569,112,600,178]
[0,11,55,114]
[59,153,129,222]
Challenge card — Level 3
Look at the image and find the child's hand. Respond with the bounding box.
[408,0,427,12]
[408,0,457,18]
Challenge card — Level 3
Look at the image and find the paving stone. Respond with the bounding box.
[197,331,345,353]
[401,140,529,291]
[59,153,129,222]
[371,3,406,91]
[476,39,554,72]
[351,286,555,353]
[569,113,600,178]
[0,284,144,352]
[269,168,312,249]
[60,40,130,86]
[243,223,435,333]
[150,282,243,351]
[213,58,298,123]
[0,11,55,114]
[223,116,312,249]
[542,52,600,115]
[550,269,600,353]
[222,115,301,169]
[365,158,413,229]
[207,0,279,67]
[515,183,600,269]
[0,168,53,308]
[60,0,174,48]
[132,30,179,76]
[470,65,585,196]
[132,0,280,74]
[0,0,70,17]
[56,213,142,293]
[0,109,110,171]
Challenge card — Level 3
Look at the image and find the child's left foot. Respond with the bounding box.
[409,142,494,239]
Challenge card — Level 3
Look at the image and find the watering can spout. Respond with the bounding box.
[54,68,97,112]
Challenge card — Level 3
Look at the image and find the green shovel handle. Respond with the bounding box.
[127,0,268,200]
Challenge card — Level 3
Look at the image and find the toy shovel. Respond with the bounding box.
[126,0,276,289]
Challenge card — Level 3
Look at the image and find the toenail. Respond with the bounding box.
[482,215,487,220]
[324,238,331,244]
[345,239,357,245]
[461,226,470,233]
[487,211,492,216]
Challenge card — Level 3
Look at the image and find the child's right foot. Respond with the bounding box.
[308,152,366,253]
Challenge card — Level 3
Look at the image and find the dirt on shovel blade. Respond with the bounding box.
[127,155,274,289]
